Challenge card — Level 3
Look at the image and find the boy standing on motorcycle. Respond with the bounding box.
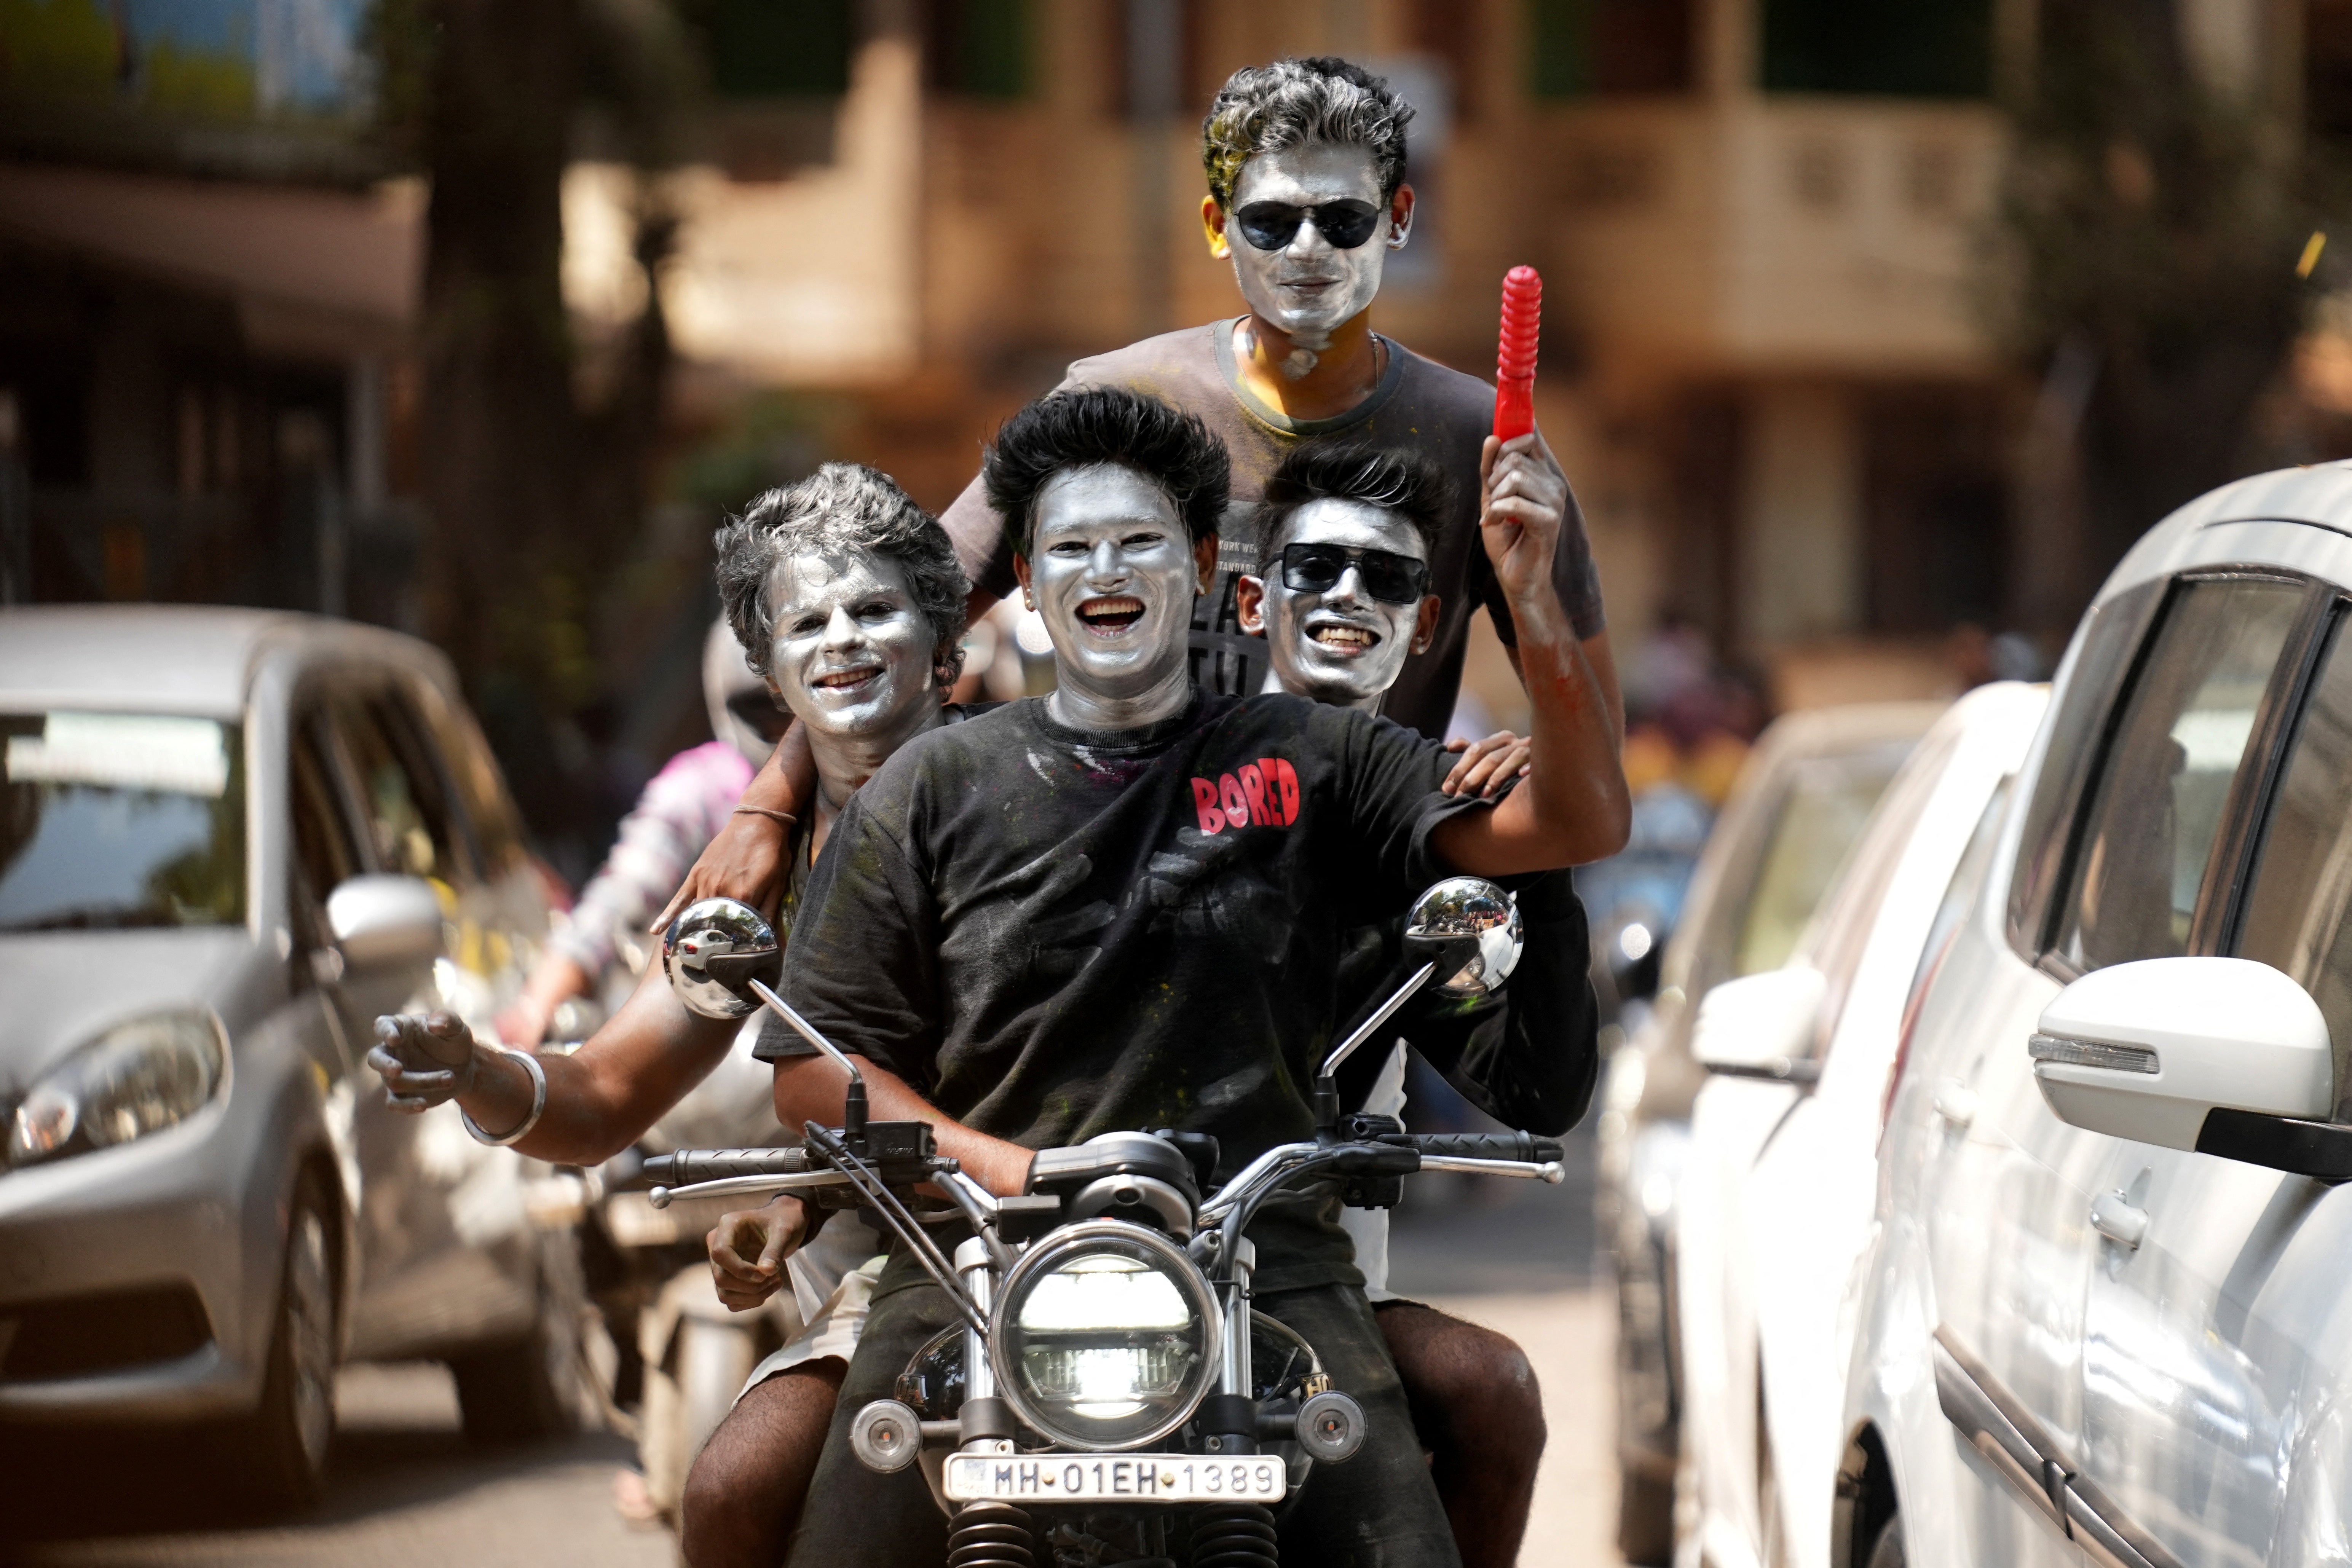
[744,384,1604,1567]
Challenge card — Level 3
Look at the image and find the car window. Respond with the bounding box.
[325,686,471,890]
[2051,577,2304,973]
[2236,610,2352,1099]
[1731,746,1911,978]
[1801,723,1963,1054]
[288,714,363,947]
[2008,579,2165,956]
[405,676,526,879]
[0,712,245,932]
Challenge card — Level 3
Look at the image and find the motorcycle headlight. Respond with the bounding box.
[989,1220,1221,1450]
[7,1009,228,1170]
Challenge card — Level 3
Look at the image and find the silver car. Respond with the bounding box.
[0,606,590,1508]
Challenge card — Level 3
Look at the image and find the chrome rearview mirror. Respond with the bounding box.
[663,897,782,1019]
[1403,877,1522,999]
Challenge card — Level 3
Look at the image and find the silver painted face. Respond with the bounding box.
[1226,143,1398,355]
[1258,498,1427,709]
[1028,464,1199,711]
[765,550,938,741]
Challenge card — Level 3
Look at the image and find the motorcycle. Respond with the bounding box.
[638,878,1567,1568]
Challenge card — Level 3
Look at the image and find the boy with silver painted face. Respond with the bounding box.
[1238,443,1600,1565]
[659,56,1629,930]
[365,464,985,1562]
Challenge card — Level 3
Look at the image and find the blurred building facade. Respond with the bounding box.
[7,0,2352,703]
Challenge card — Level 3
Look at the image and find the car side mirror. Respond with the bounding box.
[1692,968,1825,1085]
[2032,957,2347,1177]
[326,874,445,971]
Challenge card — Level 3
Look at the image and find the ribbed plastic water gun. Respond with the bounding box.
[1492,265,1541,444]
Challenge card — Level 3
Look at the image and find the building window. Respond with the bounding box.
[702,0,855,97]
[1760,0,1992,98]
[2312,0,2352,139]
[926,0,1031,99]
[1528,0,1696,98]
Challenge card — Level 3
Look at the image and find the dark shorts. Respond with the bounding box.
[782,1277,1460,1568]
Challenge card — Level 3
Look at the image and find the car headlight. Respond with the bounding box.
[990,1220,1221,1451]
[7,1009,228,1170]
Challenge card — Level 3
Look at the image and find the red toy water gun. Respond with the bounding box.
[1492,265,1541,445]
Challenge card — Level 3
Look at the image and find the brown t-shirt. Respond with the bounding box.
[939,320,1607,742]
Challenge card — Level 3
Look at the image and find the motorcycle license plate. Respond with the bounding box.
[945,1453,1285,1504]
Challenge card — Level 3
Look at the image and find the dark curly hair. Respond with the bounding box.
[1201,56,1414,212]
[1252,440,1452,560]
[714,462,968,689]
[983,387,1231,559]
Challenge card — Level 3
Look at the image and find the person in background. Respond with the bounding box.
[493,621,789,1047]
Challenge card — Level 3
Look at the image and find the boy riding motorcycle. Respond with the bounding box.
[365,463,982,1555]
[728,384,1602,1566]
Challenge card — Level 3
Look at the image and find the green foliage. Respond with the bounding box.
[1999,0,2332,563]
[142,40,257,120]
[0,0,119,101]
[672,391,831,515]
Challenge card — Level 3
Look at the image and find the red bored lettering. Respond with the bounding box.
[1239,763,1268,823]
[1191,778,1225,834]
[1268,758,1300,825]
[1219,774,1249,827]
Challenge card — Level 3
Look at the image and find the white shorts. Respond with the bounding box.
[736,1217,886,1401]
[1336,1042,1409,1303]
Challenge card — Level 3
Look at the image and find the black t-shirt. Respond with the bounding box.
[758,687,1487,1293]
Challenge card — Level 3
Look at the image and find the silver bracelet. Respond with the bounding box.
[462,1046,548,1147]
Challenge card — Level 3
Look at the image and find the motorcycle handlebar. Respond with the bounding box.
[1394,1131,1566,1165]
[640,1147,809,1188]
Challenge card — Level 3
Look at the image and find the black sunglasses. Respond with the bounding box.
[1278,542,1429,605]
[1233,199,1383,252]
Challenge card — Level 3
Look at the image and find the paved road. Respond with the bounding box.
[4,1125,1623,1568]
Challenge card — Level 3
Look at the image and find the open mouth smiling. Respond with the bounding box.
[1077,596,1146,638]
[1308,622,1380,654]
[811,664,882,692]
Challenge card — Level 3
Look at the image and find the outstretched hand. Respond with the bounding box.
[367,1011,480,1112]
[1442,731,1532,798]
[708,1193,809,1312]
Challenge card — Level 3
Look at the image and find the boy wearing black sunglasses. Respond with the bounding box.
[1236,440,1601,1567]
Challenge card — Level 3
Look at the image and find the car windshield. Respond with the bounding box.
[1731,741,1913,976]
[0,712,246,934]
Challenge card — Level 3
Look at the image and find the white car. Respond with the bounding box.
[1602,704,1937,1563]
[1675,681,2048,1568]
[1840,462,2352,1568]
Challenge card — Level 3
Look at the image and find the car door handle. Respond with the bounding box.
[1933,1079,1979,1129]
[2089,1190,2149,1250]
